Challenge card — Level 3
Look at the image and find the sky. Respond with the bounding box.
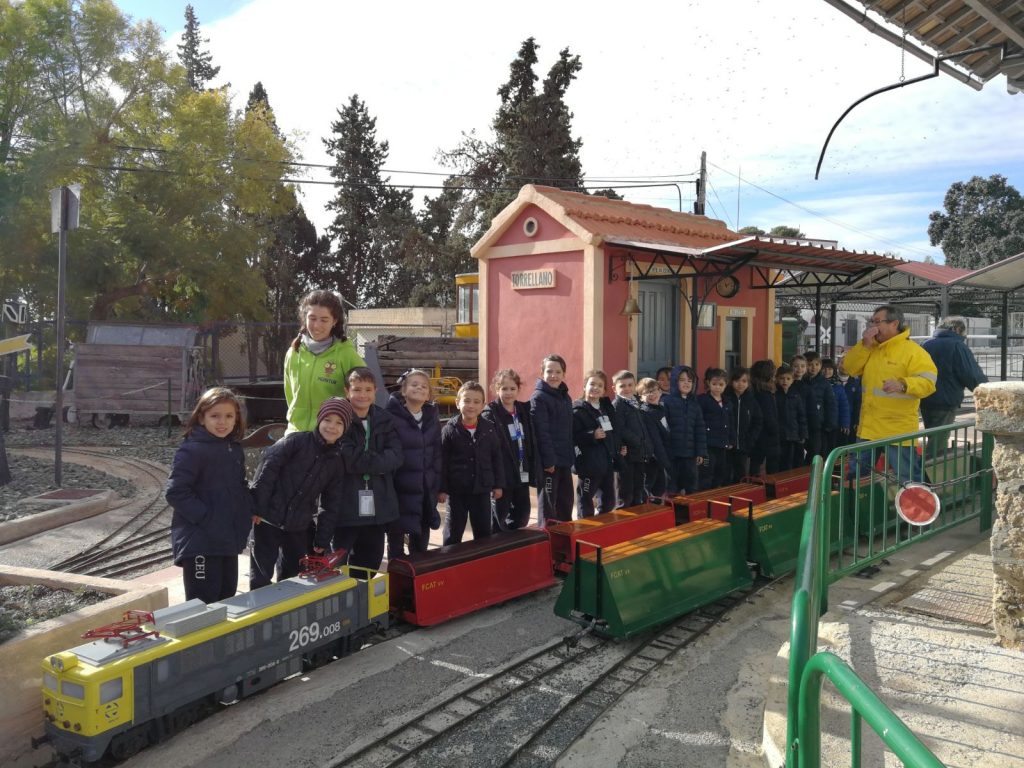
[116,0,1024,263]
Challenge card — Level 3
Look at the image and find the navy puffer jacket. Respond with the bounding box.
[776,387,808,442]
[921,329,988,409]
[386,394,442,535]
[481,398,536,487]
[530,379,575,471]
[662,365,708,459]
[249,429,344,531]
[572,397,621,477]
[725,388,763,453]
[698,393,735,449]
[166,426,254,565]
[440,416,506,494]
[613,395,651,463]
[752,387,780,457]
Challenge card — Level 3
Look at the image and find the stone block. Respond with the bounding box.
[975,381,1024,435]
[0,565,167,768]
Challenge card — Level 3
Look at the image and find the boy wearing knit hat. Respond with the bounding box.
[248,396,352,589]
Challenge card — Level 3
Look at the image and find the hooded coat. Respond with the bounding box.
[385,394,442,535]
[530,379,575,471]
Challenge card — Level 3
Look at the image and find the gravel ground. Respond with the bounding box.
[0,584,108,644]
[1,421,182,520]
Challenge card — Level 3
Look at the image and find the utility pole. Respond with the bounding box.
[50,184,80,486]
[694,151,707,216]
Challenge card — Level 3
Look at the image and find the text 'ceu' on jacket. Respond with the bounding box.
[249,429,345,532]
[166,426,254,565]
[440,416,506,494]
[842,329,937,441]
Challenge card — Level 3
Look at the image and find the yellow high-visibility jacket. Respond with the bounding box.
[842,328,937,442]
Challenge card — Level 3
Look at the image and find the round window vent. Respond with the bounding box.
[523,217,539,237]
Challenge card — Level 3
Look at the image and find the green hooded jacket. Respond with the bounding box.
[283,338,365,434]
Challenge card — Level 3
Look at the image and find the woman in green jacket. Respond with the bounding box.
[283,290,365,435]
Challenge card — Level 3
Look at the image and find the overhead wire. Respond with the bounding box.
[706,175,735,229]
[708,160,936,258]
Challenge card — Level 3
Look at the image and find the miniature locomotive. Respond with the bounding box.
[41,559,388,763]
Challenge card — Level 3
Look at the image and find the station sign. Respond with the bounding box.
[511,269,556,290]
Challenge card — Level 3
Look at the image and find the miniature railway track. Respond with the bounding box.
[19,447,178,577]
[330,581,776,768]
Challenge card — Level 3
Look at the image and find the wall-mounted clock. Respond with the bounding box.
[715,275,740,298]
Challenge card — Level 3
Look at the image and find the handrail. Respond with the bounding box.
[786,455,825,768]
[786,420,994,767]
[797,652,944,768]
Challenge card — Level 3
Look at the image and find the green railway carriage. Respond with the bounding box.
[554,519,753,638]
[42,567,389,763]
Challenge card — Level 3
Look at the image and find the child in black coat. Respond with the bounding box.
[638,377,672,501]
[573,370,620,517]
[775,364,808,471]
[724,367,763,483]
[482,368,534,530]
[748,360,781,477]
[698,368,735,490]
[317,368,403,573]
[166,387,254,603]
[440,381,505,544]
[250,397,352,589]
[612,370,650,507]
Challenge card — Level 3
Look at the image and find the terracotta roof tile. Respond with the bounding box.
[530,185,739,248]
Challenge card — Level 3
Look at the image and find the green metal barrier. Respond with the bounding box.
[797,651,944,768]
[786,420,995,768]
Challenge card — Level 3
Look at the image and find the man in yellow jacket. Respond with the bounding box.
[842,305,937,483]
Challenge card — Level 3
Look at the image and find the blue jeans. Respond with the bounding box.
[846,440,924,486]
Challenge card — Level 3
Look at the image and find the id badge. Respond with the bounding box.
[358,489,375,517]
[598,416,612,431]
[520,470,530,483]
[508,423,520,439]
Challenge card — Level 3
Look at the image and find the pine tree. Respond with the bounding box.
[178,5,220,91]
[439,38,586,238]
[323,95,416,308]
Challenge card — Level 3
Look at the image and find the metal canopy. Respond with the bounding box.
[948,250,1024,290]
[826,0,1024,93]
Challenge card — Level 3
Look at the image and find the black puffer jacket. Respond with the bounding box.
[249,429,345,531]
[481,398,535,487]
[776,387,808,442]
[530,379,574,471]
[640,401,672,469]
[725,389,763,454]
[386,394,442,535]
[752,387,780,458]
[317,405,402,545]
[613,395,651,463]
[440,416,506,494]
[572,397,620,477]
[166,427,254,565]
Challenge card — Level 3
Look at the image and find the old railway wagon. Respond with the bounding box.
[41,563,388,763]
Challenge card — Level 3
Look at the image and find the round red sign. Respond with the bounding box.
[895,484,941,526]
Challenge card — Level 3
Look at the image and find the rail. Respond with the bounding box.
[786,420,994,767]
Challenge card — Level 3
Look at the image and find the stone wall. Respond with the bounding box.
[974,381,1024,648]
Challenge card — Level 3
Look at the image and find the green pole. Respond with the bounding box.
[980,430,994,532]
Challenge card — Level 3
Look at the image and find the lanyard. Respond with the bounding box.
[361,417,371,488]
[510,409,525,470]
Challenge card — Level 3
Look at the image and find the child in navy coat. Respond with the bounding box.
[166,388,254,603]
[725,367,763,483]
[385,370,442,558]
[662,365,707,495]
[573,370,621,517]
[440,381,505,543]
[530,355,575,523]
[249,397,352,589]
[698,368,735,490]
[482,368,535,530]
[638,377,672,501]
[612,370,651,506]
[775,364,808,471]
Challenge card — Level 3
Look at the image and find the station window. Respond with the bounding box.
[99,678,123,704]
[61,681,84,700]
